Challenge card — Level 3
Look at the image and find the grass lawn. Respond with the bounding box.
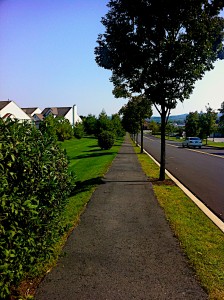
[203,140,224,148]
[133,144,224,300]
[59,136,124,234]
[18,136,123,298]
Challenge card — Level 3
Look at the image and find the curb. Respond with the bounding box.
[141,147,224,233]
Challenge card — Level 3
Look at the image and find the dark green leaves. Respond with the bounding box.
[0,119,76,298]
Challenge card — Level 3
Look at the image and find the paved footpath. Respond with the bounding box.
[35,135,207,300]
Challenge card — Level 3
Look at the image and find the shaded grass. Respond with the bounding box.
[133,144,224,300]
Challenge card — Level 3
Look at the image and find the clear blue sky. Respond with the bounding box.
[0,0,224,117]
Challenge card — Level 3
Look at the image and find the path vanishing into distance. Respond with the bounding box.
[35,134,207,300]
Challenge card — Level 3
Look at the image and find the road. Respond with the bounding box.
[138,134,224,222]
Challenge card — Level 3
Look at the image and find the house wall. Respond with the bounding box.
[31,108,42,116]
[0,101,31,121]
[65,106,82,125]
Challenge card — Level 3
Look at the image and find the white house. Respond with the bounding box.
[41,105,82,125]
[0,100,31,121]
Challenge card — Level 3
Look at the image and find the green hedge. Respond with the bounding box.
[0,119,75,298]
[98,131,115,150]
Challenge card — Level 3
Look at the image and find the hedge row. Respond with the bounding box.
[0,119,76,298]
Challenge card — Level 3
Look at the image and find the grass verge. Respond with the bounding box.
[17,136,123,299]
[133,144,224,300]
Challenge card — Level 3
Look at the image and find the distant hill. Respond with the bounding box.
[149,114,187,123]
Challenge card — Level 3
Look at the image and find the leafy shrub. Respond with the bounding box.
[82,114,97,135]
[55,117,74,141]
[39,115,73,141]
[98,131,115,150]
[0,119,75,298]
[111,114,125,137]
[74,122,84,139]
[95,110,112,137]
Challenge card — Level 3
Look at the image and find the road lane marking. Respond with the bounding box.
[182,148,224,159]
[141,146,224,233]
[143,136,224,159]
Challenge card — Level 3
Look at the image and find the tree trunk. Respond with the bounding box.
[159,108,166,181]
[140,123,144,153]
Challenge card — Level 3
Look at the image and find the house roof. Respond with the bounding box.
[33,113,44,121]
[21,107,39,115]
[0,100,11,110]
[41,107,72,117]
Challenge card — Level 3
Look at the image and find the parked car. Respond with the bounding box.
[182,137,202,148]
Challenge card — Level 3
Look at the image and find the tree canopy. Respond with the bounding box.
[95,0,224,180]
[119,94,152,152]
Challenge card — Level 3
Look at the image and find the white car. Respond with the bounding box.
[182,137,202,148]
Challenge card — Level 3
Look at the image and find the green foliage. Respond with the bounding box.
[199,105,217,141]
[95,0,224,180]
[185,111,200,137]
[148,120,160,135]
[55,117,73,141]
[165,121,176,137]
[82,112,124,139]
[82,114,97,135]
[0,119,75,298]
[39,115,73,141]
[218,101,224,134]
[95,110,112,136]
[73,122,84,139]
[111,114,125,137]
[185,106,218,141]
[119,95,152,134]
[39,114,57,141]
[98,131,115,150]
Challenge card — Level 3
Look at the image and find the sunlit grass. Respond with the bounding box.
[134,144,224,299]
[20,136,123,298]
[59,136,123,231]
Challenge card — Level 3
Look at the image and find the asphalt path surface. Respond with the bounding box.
[140,134,224,221]
[35,135,207,300]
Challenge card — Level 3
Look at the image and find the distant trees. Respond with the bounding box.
[95,0,224,180]
[218,101,224,134]
[148,120,160,135]
[82,114,98,135]
[185,112,200,137]
[73,122,84,139]
[119,95,152,153]
[199,105,217,143]
[185,105,218,143]
[82,110,125,150]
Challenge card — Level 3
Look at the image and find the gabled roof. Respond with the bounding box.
[22,107,39,115]
[0,100,11,110]
[41,107,72,117]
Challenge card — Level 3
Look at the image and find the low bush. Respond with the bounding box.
[98,131,115,150]
[0,119,75,298]
[74,122,84,139]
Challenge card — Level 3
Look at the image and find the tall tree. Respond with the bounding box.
[218,101,224,134]
[119,95,152,153]
[95,0,224,180]
[199,105,217,143]
[185,111,200,137]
